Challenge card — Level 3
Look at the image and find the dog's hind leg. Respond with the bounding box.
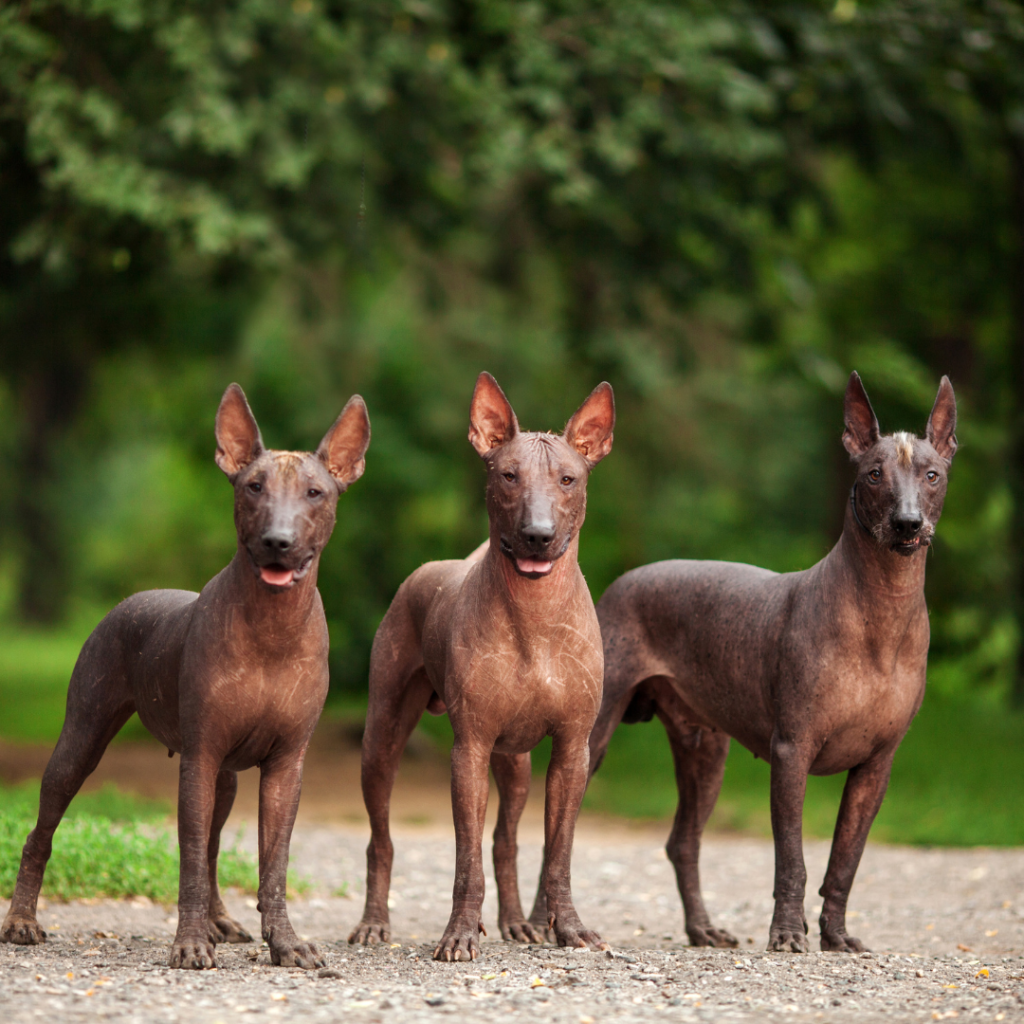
[206,769,253,944]
[350,662,433,945]
[1,639,134,945]
[490,751,542,943]
[657,696,737,948]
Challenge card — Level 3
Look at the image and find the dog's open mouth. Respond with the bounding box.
[499,537,567,578]
[515,558,553,576]
[260,564,295,586]
[253,554,314,589]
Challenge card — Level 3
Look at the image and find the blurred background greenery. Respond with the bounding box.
[2,0,1024,845]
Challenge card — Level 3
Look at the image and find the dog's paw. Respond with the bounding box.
[1,913,46,945]
[820,929,867,953]
[819,910,867,952]
[209,914,253,945]
[433,916,485,961]
[348,920,390,945]
[271,940,325,969]
[550,911,609,951]
[687,924,739,949]
[499,919,543,944]
[169,940,218,969]
[527,913,553,943]
[767,926,809,953]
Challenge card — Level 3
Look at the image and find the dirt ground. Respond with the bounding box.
[2,732,1024,1023]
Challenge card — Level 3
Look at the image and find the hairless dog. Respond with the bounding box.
[584,372,956,953]
[1,384,370,970]
[349,372,614,960]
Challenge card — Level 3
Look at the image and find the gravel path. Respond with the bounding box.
[3,820,1024,1023]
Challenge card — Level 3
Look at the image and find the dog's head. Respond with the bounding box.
[842,371,957,557]
[468,372,614,579]
[214,384,370,590]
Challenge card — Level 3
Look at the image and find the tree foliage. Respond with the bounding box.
[2,0,1024,702]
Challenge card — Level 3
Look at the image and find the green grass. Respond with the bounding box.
[6,623,1023,847]
[0,781,317,903]
[583,693,1024,847]
[418,689,1024,847]
[0,620,148,743]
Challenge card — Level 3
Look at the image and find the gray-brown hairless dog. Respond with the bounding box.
[1,384,370,970]
[349,372,614,961]
[582,372,956,953]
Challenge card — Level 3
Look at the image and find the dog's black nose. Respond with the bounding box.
[262,530,295,553]
[521,520,555,547]
[891,514,923,538]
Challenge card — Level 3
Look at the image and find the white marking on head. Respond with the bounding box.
[892,431,915,469]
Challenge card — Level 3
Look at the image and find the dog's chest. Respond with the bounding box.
[443,628,602,742]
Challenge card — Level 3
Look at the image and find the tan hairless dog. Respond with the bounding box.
[350,372,614,960]
[1,384,370,970]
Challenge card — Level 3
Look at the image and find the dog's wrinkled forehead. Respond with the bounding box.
[872,432,943,471]
[241,450,332,488]
[489,431,588,473]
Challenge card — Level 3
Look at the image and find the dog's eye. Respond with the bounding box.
[247,482,262,494]
[926,471,938,483]
[503,472,516,483]
[561,475,574,486]
[307,488,322,499]
[868,468,881,482]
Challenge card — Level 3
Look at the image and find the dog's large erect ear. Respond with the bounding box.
[842,371,881,457]
[215,383,264,478]
[564,382,615,466]
[926,375,958,463]
[318,395,371,490]
[468,372,518,457]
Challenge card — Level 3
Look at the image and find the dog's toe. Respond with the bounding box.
[433,918,483,962]
[500,920,543,944]
[768,929,809,953]
[348,921,389,945]
[272,940,324,969]
[821,932,867,953]
[209,914,253,945]
[688,925,739,949]
[169,941,217,970]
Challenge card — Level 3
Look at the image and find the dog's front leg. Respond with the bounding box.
[818,751,894,953]
[542,735,608,950]
[768,732,813,953]
[491,751,543,943]
[171,754,220,969]
[434,740,490,961]
[257,750,324,969]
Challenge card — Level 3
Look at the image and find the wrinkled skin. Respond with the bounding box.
[350,372,614,961]
[579,373,957,954]
[1,384,370,970]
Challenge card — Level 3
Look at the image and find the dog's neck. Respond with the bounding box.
[481,533,585,623]
[829,501,929,603]
[224,546,321,648]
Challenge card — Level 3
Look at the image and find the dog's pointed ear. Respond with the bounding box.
[926,375,958,463]
[215,383,264,479]
[468,372,518,457]
[564,382,615,466]
[842,371,881,457]
[318,395,371,490]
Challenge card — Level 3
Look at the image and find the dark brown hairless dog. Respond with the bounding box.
[584,372,956,953]
[1,384,370,970]
[349,372,613,961]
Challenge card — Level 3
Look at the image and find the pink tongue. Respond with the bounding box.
[517,558,553,575]
[260,567,295,586]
